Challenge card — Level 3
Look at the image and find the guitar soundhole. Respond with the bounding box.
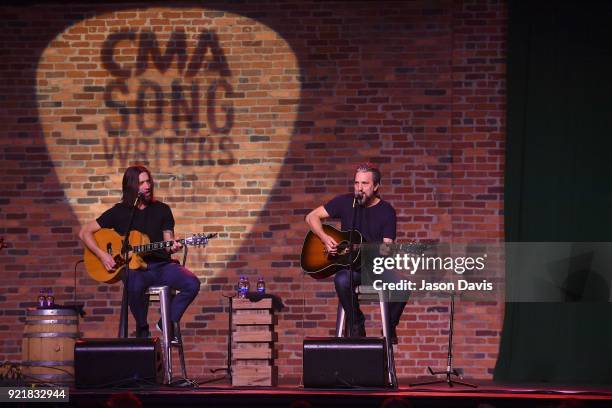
[324,241,350,258]
[337,241,350,256]
[113,255,125,273]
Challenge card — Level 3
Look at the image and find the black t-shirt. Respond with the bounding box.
[97,200,175,262]
[324,193,396,242]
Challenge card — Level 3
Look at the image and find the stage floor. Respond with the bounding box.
[67,377,612,407]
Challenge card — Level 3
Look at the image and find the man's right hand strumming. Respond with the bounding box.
[321,234,338,255]
[98,251,117,271]
[305,205,339,255]
[79,220,116,271]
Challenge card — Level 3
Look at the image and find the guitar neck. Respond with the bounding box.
[132,238,187,254]
[131,233,215,254]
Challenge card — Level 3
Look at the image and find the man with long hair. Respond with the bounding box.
[305,163,406,343]
[79,165,200,338]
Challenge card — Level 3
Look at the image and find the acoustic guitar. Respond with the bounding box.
[84,228,216,284]
[300,224,364,279]
[301,225,431,280]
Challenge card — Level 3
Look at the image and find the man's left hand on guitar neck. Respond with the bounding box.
[168,240,184,254]
[163,230,183,254]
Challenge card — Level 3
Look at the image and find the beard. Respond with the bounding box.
[354,192,370,206]
[139,191,152,205]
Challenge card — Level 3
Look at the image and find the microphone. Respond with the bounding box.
[134,191,145,207]
[353,192,363,207]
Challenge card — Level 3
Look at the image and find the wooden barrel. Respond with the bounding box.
[22,308,79,383]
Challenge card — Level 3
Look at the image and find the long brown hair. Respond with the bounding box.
[121,165,154,206]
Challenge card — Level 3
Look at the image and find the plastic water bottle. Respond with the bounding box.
[238,276,247,299]
[37,289,46,308]
[256,277,265,294]
[243,276,250,297]
[45,288,55,308]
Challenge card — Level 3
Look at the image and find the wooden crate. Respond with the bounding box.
[232,298,277,386]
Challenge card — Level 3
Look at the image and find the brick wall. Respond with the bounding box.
[0,0,506,380]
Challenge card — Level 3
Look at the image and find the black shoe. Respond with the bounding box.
[157,318,179,343]
[136,325,150,338]
[171,322,181,344]
[349,323,366,337]
[381,326,398,344]
[389,326,398,345]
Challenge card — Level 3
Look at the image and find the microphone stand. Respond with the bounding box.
[201,293,234,384]
[118,193,141,338]
[347,195,360,337]
[409,292,476,388]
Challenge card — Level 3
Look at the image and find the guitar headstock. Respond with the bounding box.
[185,232,218,247]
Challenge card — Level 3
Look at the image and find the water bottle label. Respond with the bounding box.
[45,295,55,308]
[237,277,248,299]
[257,278,265,294]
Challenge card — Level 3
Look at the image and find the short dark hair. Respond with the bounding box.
[355,162,381,186]
[121,165,154,206]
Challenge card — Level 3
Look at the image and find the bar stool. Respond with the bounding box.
[335,285,398,388]
[145,286,187,384]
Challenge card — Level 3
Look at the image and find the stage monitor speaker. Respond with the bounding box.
[303,337,387,388]
[74,338,163,388]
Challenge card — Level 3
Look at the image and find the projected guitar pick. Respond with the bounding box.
[36,8,300,251]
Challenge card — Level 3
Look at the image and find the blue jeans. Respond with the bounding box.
[126,261,200,329]
[334,268,406,331]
